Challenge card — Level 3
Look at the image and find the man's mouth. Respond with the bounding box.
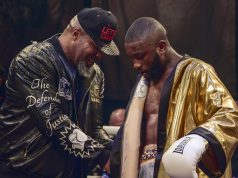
[138,69,147,75]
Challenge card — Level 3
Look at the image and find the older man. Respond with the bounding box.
[0,7,119,178]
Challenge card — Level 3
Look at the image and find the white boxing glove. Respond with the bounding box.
[162,134,208,178]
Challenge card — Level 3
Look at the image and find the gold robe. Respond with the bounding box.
[158,58,238,178]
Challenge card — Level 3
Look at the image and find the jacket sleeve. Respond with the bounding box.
[188,63,238,177]
[12,48,106,160]
[89,64,112,146]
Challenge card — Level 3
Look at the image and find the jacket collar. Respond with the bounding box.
[47,34,77,79]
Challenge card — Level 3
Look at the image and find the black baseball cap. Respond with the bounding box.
[77,7,120,56]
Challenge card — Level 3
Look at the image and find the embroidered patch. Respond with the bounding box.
[134,77,149,98]
[58,77,72,100]
[210,91,222,106]
[59,123,102,158]
[100,25,117,41]
[69,129,88,150]
[90,85,102,103]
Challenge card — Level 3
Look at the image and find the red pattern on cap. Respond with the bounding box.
[100,25,117,41]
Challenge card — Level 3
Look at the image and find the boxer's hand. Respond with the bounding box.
[104,159,110,173]
[162,134,208,178]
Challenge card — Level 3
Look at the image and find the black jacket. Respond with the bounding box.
[0,35,111,178]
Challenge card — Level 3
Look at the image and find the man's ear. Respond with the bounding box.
[72,28,82,40]
[156,40,166,54]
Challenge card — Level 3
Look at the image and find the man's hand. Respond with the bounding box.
[103,159,110,173]
[162,134,208,178]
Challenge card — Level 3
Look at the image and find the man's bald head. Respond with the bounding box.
[109,108,125,126]
[125,17,167,44]
[64,15,83,33]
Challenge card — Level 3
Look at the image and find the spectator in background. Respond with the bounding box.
[109,108,125,126]
[103,108,125,139]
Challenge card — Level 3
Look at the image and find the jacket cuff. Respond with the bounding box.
[188,127,226,177]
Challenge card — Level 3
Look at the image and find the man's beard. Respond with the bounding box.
[77,61,94,78]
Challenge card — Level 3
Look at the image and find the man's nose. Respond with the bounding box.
[133,61,142,70]
[95,51,102,60]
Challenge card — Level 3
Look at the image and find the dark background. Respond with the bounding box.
[0,0,236,122]
[0,0,237,175]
